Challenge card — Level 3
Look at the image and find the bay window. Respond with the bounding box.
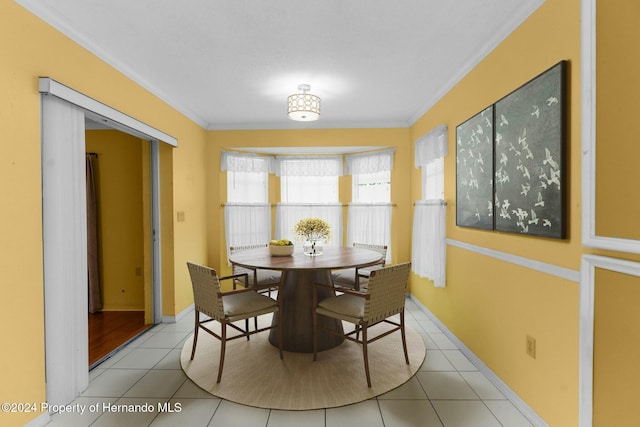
[221,151,272,260]
[275,156,343,247]
[345,149,394,263]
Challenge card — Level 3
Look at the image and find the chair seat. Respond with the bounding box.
[236,269,281,288]
[251,269,282,286]
[223,291,279,321]
[317,294,364,324]
[331,268,357,289]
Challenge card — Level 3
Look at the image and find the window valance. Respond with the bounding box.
[345,149,395,174]
[275,156,343,177]
[415,124,448,167]
[220,151,274,173]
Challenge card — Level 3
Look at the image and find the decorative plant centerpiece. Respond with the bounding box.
[269,238,294,256]
[294,217,331,256]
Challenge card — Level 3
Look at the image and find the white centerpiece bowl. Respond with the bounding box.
[269,245,294,256]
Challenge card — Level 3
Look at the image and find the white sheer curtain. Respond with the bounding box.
[347,203,392,263]
[415,124,447,168]
[345,149,394,260]
[224,204,272,261]
[41,94,89,405]
[412,200,446,287]
[276,203,342,247]
[221,150,274,173]
[221,151,273,261]
[412,125,448,287]
[274,156,343,246]
[275,155,343,176]
[344,149,395,174]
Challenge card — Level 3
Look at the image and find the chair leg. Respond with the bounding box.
[311,308,318,362]
[362,323,371,387]
[217,321,227,383]
[400,310,410,365]
[245,318,251,340]
[190,311,199,360]
[278,310,284,360]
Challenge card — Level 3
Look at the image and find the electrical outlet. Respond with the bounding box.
[526,335,536,359]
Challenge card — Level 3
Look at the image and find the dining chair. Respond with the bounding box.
[187,262,283,383]
[229,244,282,295]
[331,243,387,291]
[313,262,411,387]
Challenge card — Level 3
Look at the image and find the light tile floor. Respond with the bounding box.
[48,298,535,427]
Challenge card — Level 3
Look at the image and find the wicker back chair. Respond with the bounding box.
[313,262,411,387]
[187,262,283,383]
[229,244,282,294]
[331,243,388,291]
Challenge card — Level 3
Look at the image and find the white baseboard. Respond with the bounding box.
[161,303,194,324]
[409,295,549,427]
[23,412,51,427]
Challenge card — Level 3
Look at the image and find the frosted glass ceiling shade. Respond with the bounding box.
[288,84,320,121]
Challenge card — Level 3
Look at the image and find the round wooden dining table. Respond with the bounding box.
[229,246,384,353]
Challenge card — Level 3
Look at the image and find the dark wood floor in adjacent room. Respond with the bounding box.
[89,311,151,366]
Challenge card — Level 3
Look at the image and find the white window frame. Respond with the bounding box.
[226,170,268,204]
[280,175,339,203]
[344,149,394,261]
[412,125,448,286]
[275,156,343,246]
[352,169,391,203]
[221,151,273,253]
[422,157,444,200]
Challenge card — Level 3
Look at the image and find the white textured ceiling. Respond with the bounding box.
[18,0,545,130]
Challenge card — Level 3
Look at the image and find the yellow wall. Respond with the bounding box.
[4,0,638,425]
[0,1,207,425]
[410,1,581,426]
[172,128,209,314]
[207,128,413,276]
[594,0,640,240]
[592,268,640,427]
[589,1,640,426]
[86,130,146,311]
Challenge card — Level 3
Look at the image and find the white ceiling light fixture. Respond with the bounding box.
[287,84,320,121]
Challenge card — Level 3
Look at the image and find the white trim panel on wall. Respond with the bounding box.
[579,255,640,427]
[580,0,640,254]
[447,239,580,283]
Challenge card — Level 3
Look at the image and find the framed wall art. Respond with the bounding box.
[493,60,567,238]
[456,105,494,230]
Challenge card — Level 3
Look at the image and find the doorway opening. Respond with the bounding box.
[85,122,155,367]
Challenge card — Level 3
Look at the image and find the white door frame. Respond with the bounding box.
[39,77,176,404]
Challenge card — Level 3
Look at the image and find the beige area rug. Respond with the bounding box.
[180,322,426,410]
